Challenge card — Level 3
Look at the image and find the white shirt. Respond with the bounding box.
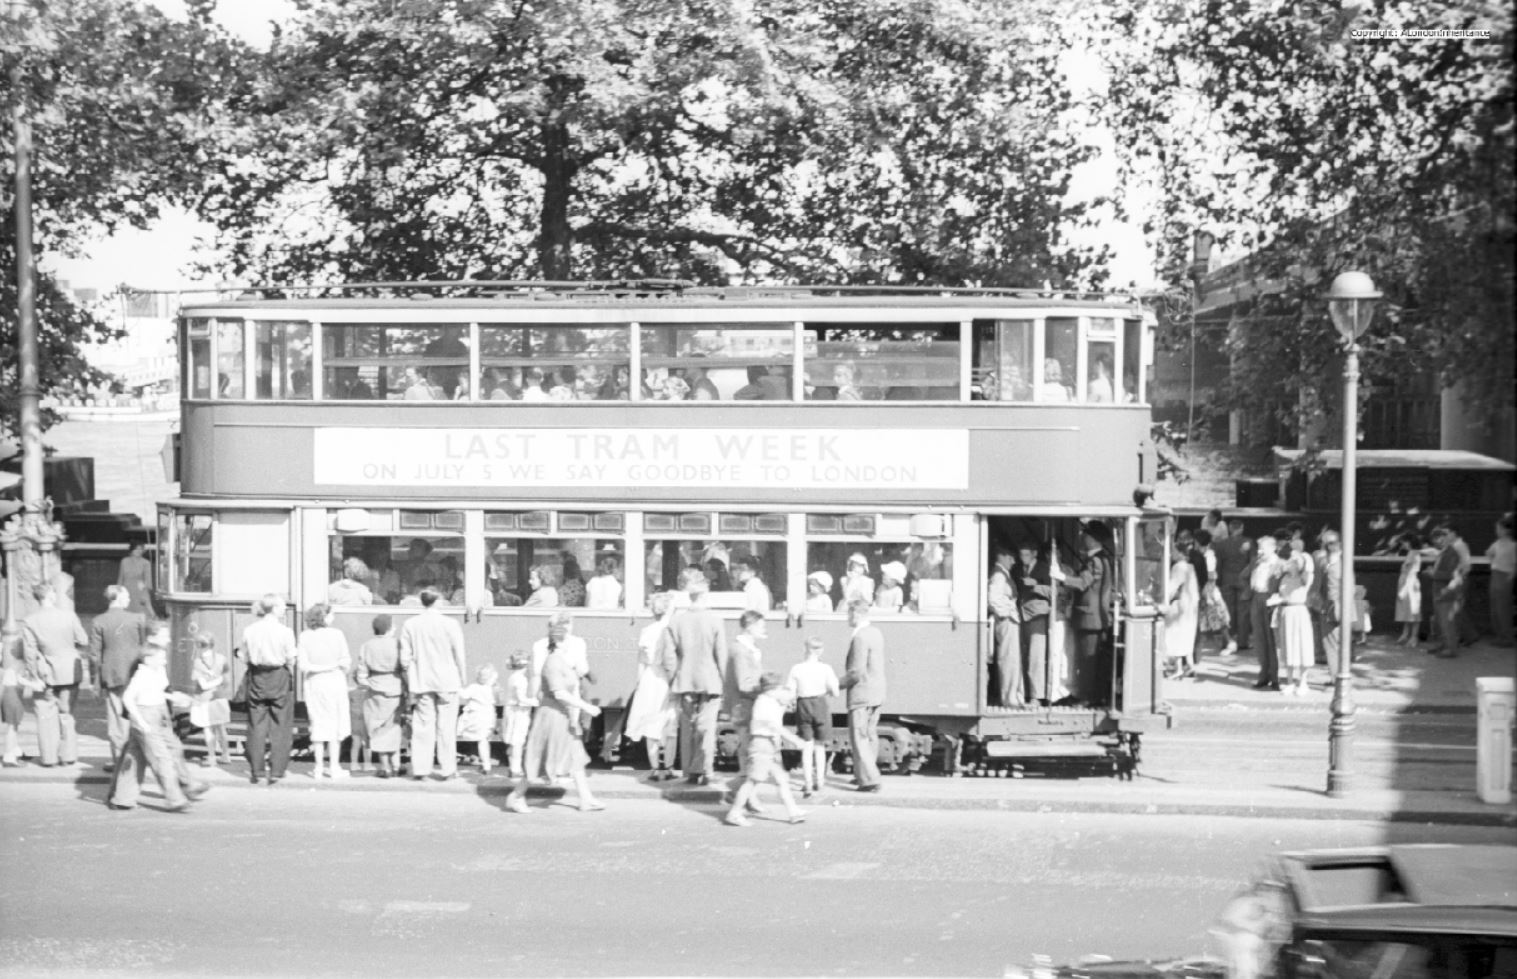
[786,659,840,699]
[123,659,170,712]
[585,575,624,610]
[531,635,589,683]
[742,577,772,613]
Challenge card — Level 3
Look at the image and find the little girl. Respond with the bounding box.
[189,634,233,766]
[1395,537,1422,645]
[456,664,501,775]
[501,652,537,779]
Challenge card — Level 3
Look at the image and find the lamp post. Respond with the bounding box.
[1324,270,1380,797]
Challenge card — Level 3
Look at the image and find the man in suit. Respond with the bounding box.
[90,584,149,764]
[840,598,886,793]
[20,582,88,767]
[660,567,728,786]
[1052,523,1115,704]
[1246,533,1284,689]
[399,587,468,780]
[1213,516,1253,653]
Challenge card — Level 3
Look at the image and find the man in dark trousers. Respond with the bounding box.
[1246,532,1284,689]
[1213,516,1253,653]
[90,584,149,765]
[840,599,886,793]
[238,594,298,785]
[660,567,728,786]
[1052,522,1115,704]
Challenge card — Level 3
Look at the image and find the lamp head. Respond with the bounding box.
[1325,271,1381,343]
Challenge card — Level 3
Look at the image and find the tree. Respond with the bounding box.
[199,0,1106,289]
[1097,0,1515,445]
[1,0,250,439]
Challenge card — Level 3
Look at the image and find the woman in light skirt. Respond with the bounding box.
[1271,536,1316,696]
[297,603,352,778]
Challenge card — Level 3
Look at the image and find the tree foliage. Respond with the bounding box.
[1098,1,1515,444]
[200,0,1107,288]
[1,0,249,439]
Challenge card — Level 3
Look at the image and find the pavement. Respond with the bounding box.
[3,635,1514,828]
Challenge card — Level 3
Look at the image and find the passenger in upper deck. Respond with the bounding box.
[1087,353,1115,404]
[1037,359,1074,403]
[484,367,521,401]
[402,366,434,401]
[833,362,863,401]
[686,367,719,401]
[521,367,549,401]
[734,366,767,401]
[658,374,691,401]
[598,365,632,400]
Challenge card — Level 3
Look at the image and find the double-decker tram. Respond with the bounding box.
[159,282,1174,777]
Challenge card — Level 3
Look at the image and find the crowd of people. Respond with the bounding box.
[1160,510,1516,693]
[0,564,891,822]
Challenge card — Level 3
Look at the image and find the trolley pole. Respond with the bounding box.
[1324,271,1380,798]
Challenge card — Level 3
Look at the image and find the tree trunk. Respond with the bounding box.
[538,114,573,280]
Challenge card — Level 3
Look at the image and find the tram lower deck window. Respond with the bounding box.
[329,534,464,606]
[644,539,786,611]
[805,540,952,614]
[173,513,215,593]
[486,537,625,609]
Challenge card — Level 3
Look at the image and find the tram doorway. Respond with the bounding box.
[984,515,1121,709]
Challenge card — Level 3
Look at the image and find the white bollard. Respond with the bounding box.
[1475,677,1514,805]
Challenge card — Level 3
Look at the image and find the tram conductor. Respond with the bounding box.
[1051,522,1116,704]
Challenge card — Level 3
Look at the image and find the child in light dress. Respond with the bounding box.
[456,664,501,775]
[502,652,537,779]
[1395,539,1422,645]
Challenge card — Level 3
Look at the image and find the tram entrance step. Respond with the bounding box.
[984,741,1111,759]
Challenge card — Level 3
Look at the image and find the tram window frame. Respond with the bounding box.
[255,320,313,400]
[1123,318,1144,404]
[802,323,961,402]
[483,510,627,610]
[803,530,954,616]
[185,319,213,399]
[171,511,215,594]
[643,511,788,611]
[321,323,471,402]
[326,509,466,606]
[639,323,795,402]
[1039,317,1079,403]
[479,324,631,402]
[972,319,1036,402]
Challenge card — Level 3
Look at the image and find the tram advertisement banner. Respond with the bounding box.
[312,427,969,490]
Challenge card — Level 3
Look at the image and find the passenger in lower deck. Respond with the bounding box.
[1016,542,1055,704]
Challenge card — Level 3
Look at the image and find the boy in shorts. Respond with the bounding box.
[785,637,840,797]
[723,673,806,827]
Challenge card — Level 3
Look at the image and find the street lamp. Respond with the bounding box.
[1324,270,1380,797]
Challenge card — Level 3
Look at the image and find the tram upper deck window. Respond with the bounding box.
[321,323,469,401]
[640,324,794,401]
[479,324,630,401]
[803,324,959,401]
[1040,317,1078,403]
[483,511,626,609]
[216,320,245,398]
[1085,317,1118,405]
[643,512,787,611]
[185,319,213,399]
[255,321,312,400]
[804,515,953,615]
[327,509,465,605]
[1123,318,1144,404]
[972,320,1035,401]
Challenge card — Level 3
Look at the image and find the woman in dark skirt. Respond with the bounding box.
[505,642,603,813]
[355,614,404,778]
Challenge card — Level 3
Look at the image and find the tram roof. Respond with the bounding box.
[170,281,1150,315]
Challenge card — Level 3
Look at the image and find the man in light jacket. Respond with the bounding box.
[660,567,728,786]
[840,599,886,793]
[21,582,88,767]
[399,588,467,779]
